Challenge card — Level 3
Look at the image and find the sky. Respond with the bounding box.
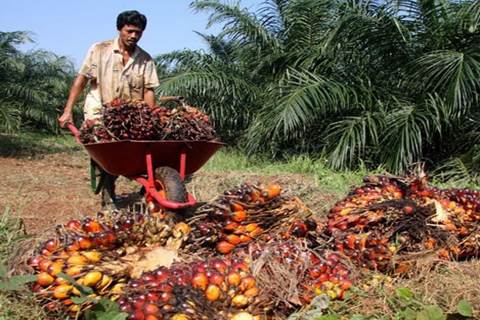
[0,0,260,68]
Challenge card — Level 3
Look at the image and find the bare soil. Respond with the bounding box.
[0,151,329,235]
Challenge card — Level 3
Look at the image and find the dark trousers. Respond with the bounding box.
[101,171,118,207]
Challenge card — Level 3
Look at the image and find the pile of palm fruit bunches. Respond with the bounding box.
[26,175,480,319]
[79,99,217,144]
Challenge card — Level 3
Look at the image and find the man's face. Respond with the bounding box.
[119,24,143,49]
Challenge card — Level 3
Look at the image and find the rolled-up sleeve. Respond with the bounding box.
[78,44,98,79]
[144,59,160,89]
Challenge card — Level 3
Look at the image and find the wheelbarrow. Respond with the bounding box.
[67,123,223,211]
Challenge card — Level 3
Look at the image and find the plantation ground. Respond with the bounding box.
[0,133,479,319]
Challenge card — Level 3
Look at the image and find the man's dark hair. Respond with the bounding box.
[117,10,147,31]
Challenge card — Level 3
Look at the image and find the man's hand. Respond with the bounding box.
[58,110,73,128]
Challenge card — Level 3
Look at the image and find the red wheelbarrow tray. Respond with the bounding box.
[84,139,224,177]
[67,123,223,210]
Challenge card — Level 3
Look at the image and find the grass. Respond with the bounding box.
[203,148,382,197]
[0,207,47,320]
[0,131,79,158]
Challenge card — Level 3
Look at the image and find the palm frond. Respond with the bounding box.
[325,110,385,170]
[411,50,480,115]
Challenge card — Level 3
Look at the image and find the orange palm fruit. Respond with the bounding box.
[53,284,72,299]
[232,294,249,307]
[216,241,235,254]
[36,272,55,287]
[83,271,103,287]
[244,287,259,297]
[205,284,221,301]
[191,272,208,290]
[227,272,241,287]
[230,202,244,212]
[231,210,247,222]
[264,184,282,199]
[225,234,242,245]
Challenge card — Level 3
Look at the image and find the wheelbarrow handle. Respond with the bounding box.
[158,96,185,103]
[66,123,82,144]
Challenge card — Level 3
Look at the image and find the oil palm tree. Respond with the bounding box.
[0,31,74,133]
[158,0,480,174]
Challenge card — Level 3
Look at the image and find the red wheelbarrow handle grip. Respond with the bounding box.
[66,123,82,144]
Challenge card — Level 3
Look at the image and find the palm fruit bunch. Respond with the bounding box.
[117,257,264,320]
[161,105,217,141]
[79,99,162,143]
[185,183,311,255]
[325,174,480,272]
[27,211,191,316]
[244,239,353,316]
[101,210,190,249]
[79,99,217,143]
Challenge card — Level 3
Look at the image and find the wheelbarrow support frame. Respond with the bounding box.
[67,124,219,210]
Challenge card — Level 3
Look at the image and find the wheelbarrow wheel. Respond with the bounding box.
[154,166,187,203]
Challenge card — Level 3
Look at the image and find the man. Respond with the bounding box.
[58,10,159,209]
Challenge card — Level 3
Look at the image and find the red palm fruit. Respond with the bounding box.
[144,303,160,315]
[318,273,329,283]
[231,210,247,223]
[158,283,173,293]
[227,272,241,287]
[230,202,244,212]
[216,241,235,254]
[131,310,146,320]
[83,220,102,233]
[211,259,228,274]
[290,221,308,237]
[205,284,221,301]
[225,234,242,245]
[208,272,225,286]
[192,272,208,290]
[232,261,249,272]
[309,253,321,265]
[28,256,41,267]
[240,276,256,291]
[154,268,170,282]
[66,242,80,252]
[341,279,353,290]
[145,316,159,320]
[38,259,52,272]
[403,205,414,214]
[346,234,356,250]
[40,248,52,256]
[159,291,173,303]
[77,236,93,250]
[66,220,82,230]
[44,239,59,252]
[308,266,321,279]
[146,293,159,302]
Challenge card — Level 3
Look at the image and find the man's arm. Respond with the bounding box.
[58,74,88,127]
[144,88,156,108]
